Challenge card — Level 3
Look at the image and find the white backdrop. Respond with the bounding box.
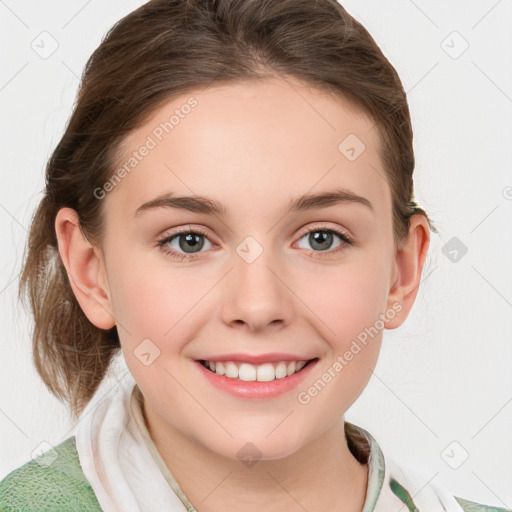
[1,0,511,507]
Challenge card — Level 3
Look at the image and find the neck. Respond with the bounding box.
[144,408,369,512]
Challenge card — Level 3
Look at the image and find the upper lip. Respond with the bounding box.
[196,353,317,365]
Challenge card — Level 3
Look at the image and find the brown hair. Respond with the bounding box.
[19,0,434,416]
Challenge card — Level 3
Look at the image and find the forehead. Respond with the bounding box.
[104,76,390,223]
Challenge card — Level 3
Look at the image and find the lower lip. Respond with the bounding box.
[194,359,318,399]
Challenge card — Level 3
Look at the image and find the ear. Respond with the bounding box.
[384,214,430,329]
[55,207,116,330]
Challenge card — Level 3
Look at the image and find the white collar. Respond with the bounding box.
[75,373,463,512]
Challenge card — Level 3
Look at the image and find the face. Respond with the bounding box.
[98,76,400,460]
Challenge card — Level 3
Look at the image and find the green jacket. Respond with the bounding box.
[0,437,509,512]
[0,438,100,511]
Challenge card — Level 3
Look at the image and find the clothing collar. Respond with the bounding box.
[75,374,464,512]
[130,384,386,512]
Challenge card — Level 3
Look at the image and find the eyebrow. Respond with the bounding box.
[134,188,374,218]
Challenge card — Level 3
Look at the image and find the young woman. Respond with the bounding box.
[1,1,508,510]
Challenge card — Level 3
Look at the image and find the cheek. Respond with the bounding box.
[108,263,198,406]
[110,276,170,338]
[107,252,199,339]
[294,275,386,417]
[106,257,211,382]
[300,255,391,348]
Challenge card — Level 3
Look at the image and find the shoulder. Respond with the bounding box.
[376,447,511,512]
[0,436,102,511]
[455,496,512,512]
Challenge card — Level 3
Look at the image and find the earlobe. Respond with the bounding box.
[384,215,430,329]
[55,207,116,330]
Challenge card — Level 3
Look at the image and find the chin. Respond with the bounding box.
[202,428,306,463]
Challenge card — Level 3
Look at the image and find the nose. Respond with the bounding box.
[220,246,294,334]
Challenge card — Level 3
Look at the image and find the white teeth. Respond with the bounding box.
[238,363,256,381]
[275,362,287,379]
[215,362,225,375]
[225,362,239,379]
[202,359,312,381]
[256,363,275,382]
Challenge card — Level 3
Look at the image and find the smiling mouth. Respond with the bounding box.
[198,358,318,382]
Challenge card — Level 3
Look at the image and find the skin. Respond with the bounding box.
[55,75,429,512]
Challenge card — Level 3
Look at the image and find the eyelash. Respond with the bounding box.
[156,224,354,262]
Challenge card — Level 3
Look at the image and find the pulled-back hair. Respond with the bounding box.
[19,0,433,416]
